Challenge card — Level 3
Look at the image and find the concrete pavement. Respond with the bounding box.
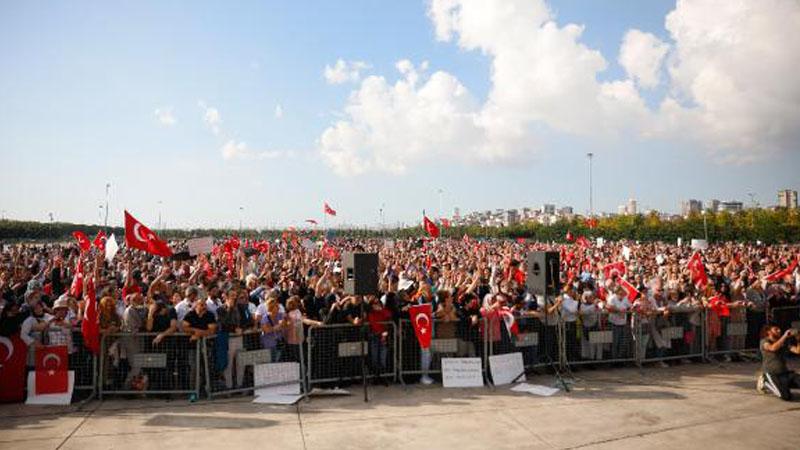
[1,361,798,450]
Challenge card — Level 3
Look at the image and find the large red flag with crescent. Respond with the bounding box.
[423,216,440,238]
[687,252,708,288]
[92,230,107,251]
[603,261,626,279]
[69,258,84,298]
[72,231,91,253]
[618,277,641,301]
[124,211,173,257]
[0,335,27,402]
[35,345,69,395]
[409,303,433,349]
[323,202,337,216]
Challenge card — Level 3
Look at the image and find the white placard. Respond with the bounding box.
[26,371,74,405]
[596,237,605,247]
[511,383,559,396]
[105,234,119,262]
[384,239,395,249]
[691,239,708,250]
[441,357,483,388]
[489,352,525,386]
[622,246,631,261]
[655,254,665,265]
[187,236,214,256]
[301,239,316,250]
[254,362,300,391]
[677,237,683,247]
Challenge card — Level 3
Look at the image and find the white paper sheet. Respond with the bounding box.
[510,383,560,397]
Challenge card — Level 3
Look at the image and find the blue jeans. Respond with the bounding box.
[369,335,388,373]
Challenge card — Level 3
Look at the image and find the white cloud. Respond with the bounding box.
[653,0,800,162]
[323,59,371,84]
[619,29,669,89]
[153,107,176,126]
[320,0,799,175]
[274,104,283,119]
[198,101,222,135]
[221,140,283,161]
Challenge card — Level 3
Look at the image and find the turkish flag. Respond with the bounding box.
[618,277,641,301]
[566,231,574,242]
[687,252,708,288]
[708,295,730,318]
[72,231,91,253]
[575,236,591,248]
[69,258,84,298]
[305,219,318,225]
[35,345,69,395]
[321,241,339,260]
[93,230,107,251]
[0,335,28,402]
[499,306,519,336]
[82,277,100,355]
[423,216,440,238]
[603,261,626,279]
[409,303,433,349]
[440,218,450,228]
[585,218,598,229]
[323,202,337,216]
[765,259,798,282]
[124,210,173,257]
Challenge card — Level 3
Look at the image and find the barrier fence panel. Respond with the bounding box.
[70,330,97,398]
[202,330,305,398]
[563,311,636,367]
[637,309,705,364]
[307,321,396,388]
[99,332,200,399]
[399,317,486,383]
[487,313,552,372]
[706,306,766,359]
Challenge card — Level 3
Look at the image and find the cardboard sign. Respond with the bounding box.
[489,352,525,386]
[442,357,483,388]
[26,371,74,405]
[338,341,368,357]
[187,236,214,256]
[691,239,708,250]
[431,338,458,354]
[254,362,300,391]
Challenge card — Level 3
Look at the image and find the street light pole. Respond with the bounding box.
[158,200,163,231]
[239,206,244,232]
[437,189,444,219]
[702,210,708,242]
[104,183,110,229]
[587,152,594,216]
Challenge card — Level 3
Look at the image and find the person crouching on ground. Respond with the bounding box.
[760,324,800,401]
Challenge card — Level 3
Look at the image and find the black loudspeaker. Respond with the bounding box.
[343,252,379,295]
[526,251,561,297]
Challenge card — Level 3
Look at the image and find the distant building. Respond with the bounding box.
[778,189,798,209]
[707,199,721,212]
[558,206,574,216]
[504,209,519,226]
[618,205,627,215]
[681,199,703,216]
[453,207,461,220]
[718,201,744,212]
[541,204,555,215]
[626,199,638,215]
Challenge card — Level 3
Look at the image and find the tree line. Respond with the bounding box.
[1,208,798,243]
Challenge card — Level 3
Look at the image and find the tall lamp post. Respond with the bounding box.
[239,206,244,232]
[702,210,709,241]
[104,182,110,229]
[158,200,163,231]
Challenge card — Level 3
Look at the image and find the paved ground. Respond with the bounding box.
[1,361,799,450]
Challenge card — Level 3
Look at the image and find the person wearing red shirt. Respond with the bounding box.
[366,296,392,384]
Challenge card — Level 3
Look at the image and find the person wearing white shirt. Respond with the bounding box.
[560,287,580,361]
[174,287,199,331]
[605,286,632,360]
[579,291,603,361]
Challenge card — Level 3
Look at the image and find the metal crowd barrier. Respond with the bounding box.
[70,330,98,398]
[558,311,637,367]
[398,317,486,383]
[770,305,800,336]
[705,305,765,359]
[487,313,553,372]
[98,332,201,399]
[202,330,293,398]
[636,309,705,364]
[307,321,396,388]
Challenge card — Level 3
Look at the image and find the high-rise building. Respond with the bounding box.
[541,204,555,215]
[778,189,798,209]
[453,207,461,220]
[617,205,627,215]
[718,201,744,212]
[626,198,638,215]
[707,199,721,212]
[681,199,703,216]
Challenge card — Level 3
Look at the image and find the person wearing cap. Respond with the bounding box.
[47,296,74,354]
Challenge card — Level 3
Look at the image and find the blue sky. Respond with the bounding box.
[1,0,798,229]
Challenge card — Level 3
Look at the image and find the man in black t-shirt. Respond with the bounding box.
[761,324,800,400]
[182,298,218,341]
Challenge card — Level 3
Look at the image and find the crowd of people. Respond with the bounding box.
[0,235,798,399]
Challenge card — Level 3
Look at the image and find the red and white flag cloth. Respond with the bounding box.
[35,345,69,395]
[603,261,626,279]
[323,202,337,216]
[305,219,318,225]
[124,210,173,257]
[423,216,440,238]
[618,277,641,301]
[565,231,574,242]
[575,236,591,248]
[409,303,433,349]
[92,230,107,251]
[499,306,519,336]
[765,259,798,282]
[0,335,27,402]
[81,277,100,355]
[687,252,708,288]
[69,258,84,298]
[440,218,450,228]
[72,231,91,253]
